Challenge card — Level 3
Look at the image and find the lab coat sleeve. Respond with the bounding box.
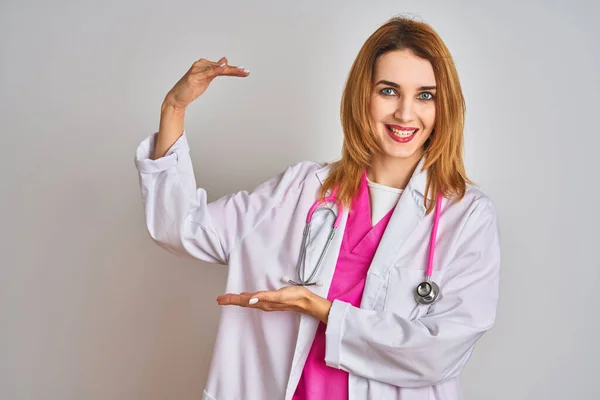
[134,131,297,264]
[324,198,501,388]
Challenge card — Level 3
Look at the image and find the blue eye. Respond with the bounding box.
[419,92,434,100]
[380,88,397,96]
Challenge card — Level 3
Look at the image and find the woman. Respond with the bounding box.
[135,16,501,400]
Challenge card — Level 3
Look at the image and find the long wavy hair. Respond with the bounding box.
[319,16,472,214]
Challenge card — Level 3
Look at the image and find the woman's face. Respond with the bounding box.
[369,49,437,165]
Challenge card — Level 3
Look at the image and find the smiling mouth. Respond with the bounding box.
[386,125,418,137]
[385,125,418,143]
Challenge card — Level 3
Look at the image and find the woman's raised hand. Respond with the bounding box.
[163,57,249,111]
[153,57,249,159]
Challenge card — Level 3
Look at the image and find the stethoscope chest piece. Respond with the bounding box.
[414,279,440,305]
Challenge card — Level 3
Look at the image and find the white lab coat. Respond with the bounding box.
[134,131,501,400]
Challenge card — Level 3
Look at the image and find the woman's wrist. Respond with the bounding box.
[308,292,333,324]
[161,95,186,115]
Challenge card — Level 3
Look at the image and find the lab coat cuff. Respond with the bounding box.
[324,299,351,369]
[134,131,189,174]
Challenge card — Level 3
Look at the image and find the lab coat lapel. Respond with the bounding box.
[360,157,429,310]
[285,166,348,399]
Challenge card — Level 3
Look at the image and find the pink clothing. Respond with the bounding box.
[293,172,395,400]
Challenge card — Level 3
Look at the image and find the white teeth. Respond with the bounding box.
[389,126,417,137]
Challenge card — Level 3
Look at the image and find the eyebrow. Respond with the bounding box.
[375,80,437,90]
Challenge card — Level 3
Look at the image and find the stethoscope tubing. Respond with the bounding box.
[285,186,444,305]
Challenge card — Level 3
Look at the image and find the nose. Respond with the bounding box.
[393,96,416,122]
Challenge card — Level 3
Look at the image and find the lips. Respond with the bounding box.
[387,124,417,131]
[386,124,419,143]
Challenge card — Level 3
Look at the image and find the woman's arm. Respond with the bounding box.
[134,57,266,263]
[153,101,185,160]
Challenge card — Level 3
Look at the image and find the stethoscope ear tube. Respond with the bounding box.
[291,200,340,287]
[293,223,336,286]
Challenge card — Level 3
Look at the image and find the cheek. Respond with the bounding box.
[421,105,436,129]
[370,97,393,125]
[369,97,381,121]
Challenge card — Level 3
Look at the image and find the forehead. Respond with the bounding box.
[373,49,436,86]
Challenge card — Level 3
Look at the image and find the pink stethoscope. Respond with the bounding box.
[281,187,444,305]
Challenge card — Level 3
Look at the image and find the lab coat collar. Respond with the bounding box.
[315,155,430,211]
[408,156,428,198]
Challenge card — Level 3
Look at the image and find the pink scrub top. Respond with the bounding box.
[293,172,396,399]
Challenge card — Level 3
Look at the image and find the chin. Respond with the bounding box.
[380,142,425,162]
[376,130,430,162]
[386,151,421,162]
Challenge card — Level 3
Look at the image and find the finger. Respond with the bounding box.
[220,65,250,77]
[247,290,280,306]
[217,293,249,306]
[217,293,298,313]
[205,63,249,79]
[217,290,286,308]
[254,303,289,312]
[191,58,226,76]
[193,57,224,67]
[194,63,223,75]
[194,64,249,80]
[239,292,256,303]
[192,57,248,75]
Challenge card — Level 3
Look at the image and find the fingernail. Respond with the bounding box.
[249,298,259,305]
[243,69,250,73]
[219,63,226,67]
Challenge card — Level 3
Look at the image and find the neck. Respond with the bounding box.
[367,151,424,190]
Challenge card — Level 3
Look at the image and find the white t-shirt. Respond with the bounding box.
[366,177,403,226]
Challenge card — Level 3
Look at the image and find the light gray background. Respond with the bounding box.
[1,1,598,399]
